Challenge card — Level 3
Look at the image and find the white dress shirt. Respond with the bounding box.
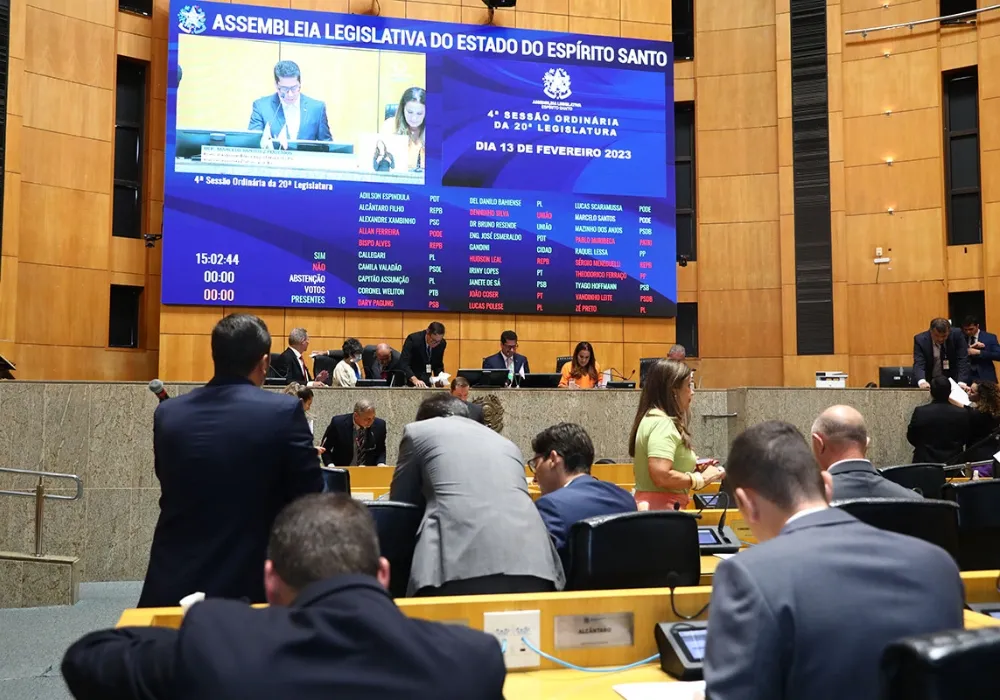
[281,99,301,141]
[783,505,828,527]
[290,346,308,381]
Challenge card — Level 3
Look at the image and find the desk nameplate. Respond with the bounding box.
[554,612,635,649]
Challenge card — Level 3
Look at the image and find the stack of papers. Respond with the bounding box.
[949,378,971,407]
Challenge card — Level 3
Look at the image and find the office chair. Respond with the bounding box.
[555,355,572,373]
[564,511,700,591]
[880,627,1000,700]
[878,463,945,499]
[594,458,617,464]
[312,350,344,385]
[365,501,422,598]
[639,357,659,387]
[941,479,1000,570]
[321,467,351,495]
[832,497,960,560]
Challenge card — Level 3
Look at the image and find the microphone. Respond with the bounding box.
[716,491,731,543]
[148,379,170,403]
[607,368,635,382]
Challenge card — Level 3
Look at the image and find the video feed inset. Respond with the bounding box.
[174,35,426,185]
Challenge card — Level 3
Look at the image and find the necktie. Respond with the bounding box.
[355,427,365,464]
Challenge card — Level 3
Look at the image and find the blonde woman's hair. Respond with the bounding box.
[628,359,693,456]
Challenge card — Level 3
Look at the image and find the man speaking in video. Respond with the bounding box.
[249,60,332,150]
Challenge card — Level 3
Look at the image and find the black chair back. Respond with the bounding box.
[365,501,422,599]
[880,627,1000,700]
[878,463,945,498]
[267,352,287,380]
[313,351,344,385]
[594,458,616,464]
[832,497,960,560]
[555,355,573,373]
[941,479,1000,570]
[639,357,659,387]
[362,344,400,372]
[321,467,351,495]
[565,511,700,591]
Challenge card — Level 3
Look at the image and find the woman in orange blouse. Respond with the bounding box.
[559,341,602,389]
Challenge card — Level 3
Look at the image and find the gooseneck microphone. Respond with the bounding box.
[148,378,170,403]
[716,490,731,543]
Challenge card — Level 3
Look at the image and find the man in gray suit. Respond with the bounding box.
[704,421,963,700]
[810,405,922,501]
[389,394,564,596]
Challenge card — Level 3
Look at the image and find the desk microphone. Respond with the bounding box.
[148,379,170,403]
[715,491,731,543]
[608,368,635,382]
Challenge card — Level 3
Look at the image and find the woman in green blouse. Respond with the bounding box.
[629,359,724,510]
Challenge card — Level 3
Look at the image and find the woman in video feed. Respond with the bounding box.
[381,86,426,170]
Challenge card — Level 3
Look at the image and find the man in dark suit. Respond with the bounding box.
[810,405,921,500]
[913,317,970,388]
[367,342,404,386]
[400,321,447,387]
[961,315,1000,384]
[278,327,328,386]
[63,495,506,700]
[320,399,387,466]
[249,61,332,150]
[450,376,485,424]
[482,330,530,383]
[704,421,963,700]
[907,377,971,464]
[531,423,636,571]
[138,314,323,608]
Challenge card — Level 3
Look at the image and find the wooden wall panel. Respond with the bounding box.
[842,49,940,118]
[699,289,783,358]
[698,357,784,388]
[697,127,779,177]
[698,223,781,291]
[698,174,780,224]
[22,72,113,141]
[847,281,946,356]
[18,185,111,269]
[844,208,945,284]
[28,0,117,26]
[25,6,115,89]
[16,264,110,347]
[696,73,779,130]
[695,26,777,76]
[842,108,940,167]
[844,158,943,215]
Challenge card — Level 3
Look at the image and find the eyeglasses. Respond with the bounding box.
[503,343,519,350]
[277,85,301,96]
[527,455,543,473]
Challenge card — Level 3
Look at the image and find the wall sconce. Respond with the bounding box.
[885,157,894,166]
[887,207,895,215]
[883,50,891,58]
[884,109,892,116]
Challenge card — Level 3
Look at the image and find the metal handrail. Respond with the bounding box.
[845,4,1000,38]
[0,467,83,557]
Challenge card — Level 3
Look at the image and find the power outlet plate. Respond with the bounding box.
[483,610,541,669]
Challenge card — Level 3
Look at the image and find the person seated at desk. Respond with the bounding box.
[810,405,921,500]
[450,376,485,424]
[965,381,1000,475]
[629,359,723,510]
[249,60,332,150]
[320,399,387,467]
[530,423,636,571]
[381,87,425,170]
[332,338,365,388]
[482,330,530,382]
[907,376,970,464]
[559,341,602,388]
[368,342,402,383]
[703,421,963,700]
[62,494,506,700]
[390,394,564,596]
[400,321,447,388]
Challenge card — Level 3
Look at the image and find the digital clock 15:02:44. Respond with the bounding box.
[195,253,240,266]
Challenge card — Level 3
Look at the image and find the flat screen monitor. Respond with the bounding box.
[519,373,561,388]
[879,366,915,388]
[697,527,721,546]
[162,0,677,317]
[674,628,707,662]
[457,368,509,387]
[356,378,388,388]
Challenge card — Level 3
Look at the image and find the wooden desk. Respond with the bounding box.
[500,610,1000,699]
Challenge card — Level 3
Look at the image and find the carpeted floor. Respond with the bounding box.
[0,582,143,700]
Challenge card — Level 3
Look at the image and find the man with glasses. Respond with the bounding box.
[530,423,636,572]
[482,330,530,385]
[400,321,447,388]
[249,60,332,150]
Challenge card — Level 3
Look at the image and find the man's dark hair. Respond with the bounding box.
[929,376,951,402]
[725,421,825,511]
[211,314,271,378]
[415,393,469,421]
[451,376,470,390]
[500,330,518,345]
[532,423,594,474]
[930,318,951,333]
[274,60,301,82]
[342,337,363,357]
[268,494,379,591]
[427,321,446,336]
[963,315,980,327]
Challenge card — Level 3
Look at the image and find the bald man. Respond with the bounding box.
[810,405,922,501]
[667,344,686,361]
[368,343,402,384]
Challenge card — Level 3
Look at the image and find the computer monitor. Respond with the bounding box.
[356,379,388,388]
[456,368,509,387]
[519,373,561,388]
[879,366,915,388]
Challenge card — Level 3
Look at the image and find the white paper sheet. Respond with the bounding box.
[613,681,706,700]
[949,378,971,407]
[713,553,736,560]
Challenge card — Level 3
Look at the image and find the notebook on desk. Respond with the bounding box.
[614,681,705,700]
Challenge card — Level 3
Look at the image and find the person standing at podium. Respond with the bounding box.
[400,322,447,387]
[138,314,323,608]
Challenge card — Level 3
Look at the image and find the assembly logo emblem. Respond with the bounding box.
[177,5,207,35]
[542,68,572,101]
